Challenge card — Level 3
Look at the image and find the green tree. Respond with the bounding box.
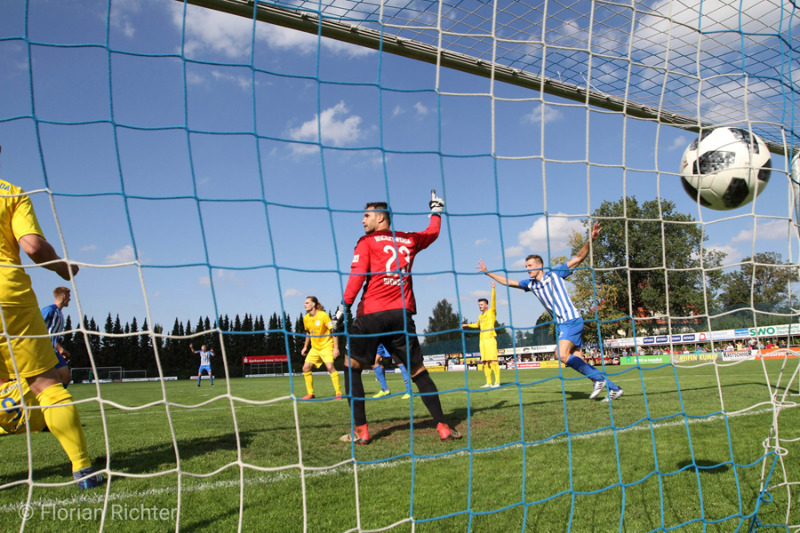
[714,251,799,327]
[423,299,464,353]
[567,197,725,343]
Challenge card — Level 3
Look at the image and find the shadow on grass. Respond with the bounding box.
[676,458,731,475]
[7,430,262,480]
[366,401,510,441]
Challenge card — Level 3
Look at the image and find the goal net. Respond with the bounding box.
[1,0,798,530]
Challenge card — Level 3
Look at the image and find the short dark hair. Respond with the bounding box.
[53,286,70,298]
[478,298,488,305]
[525,254,543,265]
[365,202,390,225]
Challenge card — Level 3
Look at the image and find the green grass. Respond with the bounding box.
[0,360,798,532]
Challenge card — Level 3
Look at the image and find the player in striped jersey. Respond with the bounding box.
[478,222,623,402]
[40,286,72,387]
[190,344,214,387]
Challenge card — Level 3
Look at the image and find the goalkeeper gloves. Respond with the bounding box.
[429,189,444,215]
[330,305,344,331]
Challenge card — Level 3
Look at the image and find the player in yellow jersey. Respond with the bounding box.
[0,378,46,435]
[0,149,103,488]
[300,296,342,400]
[463,280,500,388]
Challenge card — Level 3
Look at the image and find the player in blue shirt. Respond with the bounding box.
[478,222,623,401]
[40,286,72,387]
[190,344,214,387]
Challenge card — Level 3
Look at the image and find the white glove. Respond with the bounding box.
[330,305,344,331]
[429,189,444,215]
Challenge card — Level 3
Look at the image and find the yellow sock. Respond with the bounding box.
[492,361,500,384]
[36,383,91,472]
[330,371,342,395]
[483,364,492,385]
[303,372,314,396]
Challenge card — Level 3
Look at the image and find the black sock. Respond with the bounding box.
[412,370,445,425]
[344,368,367,426]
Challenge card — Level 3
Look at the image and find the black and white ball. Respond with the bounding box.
[680,127,771,210]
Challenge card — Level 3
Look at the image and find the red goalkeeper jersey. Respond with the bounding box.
[344,215,441,316]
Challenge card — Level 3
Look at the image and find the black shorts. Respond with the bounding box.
[348,309,424,370]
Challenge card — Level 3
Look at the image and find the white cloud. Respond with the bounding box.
[110,0,140,39]
[521,102,563,124]
[287,101,363,155]
[283,288,300,297]
[668,135,689,152]
[104,245,136,264]
[392,105,404,117]
[198,270,244,287]
[707,243,743,265]
[210,69,253,91]
[414,102,429,116]
[730,219,792,244]
[172,3,373,60]
[474,238,489,246]
[517,216,585,256]
[80,244,97,252]
[504,245,524,258]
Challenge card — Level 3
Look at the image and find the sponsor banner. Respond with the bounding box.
[539,360,566,369]
[190,375,215,379]
[465,353,481,360]
[507,361,541,369]
[721,351,754,361]
[675,353,717,363]
[242,355,288,364]
[449,364,466,372]
[710,329,736,340]
[621,355,670,365]
[426,366,446,372]
[734,328,751,338]
[757,348,799,360]
[245,373,293,378]
[424,361,446,367]
[424,354,446,362]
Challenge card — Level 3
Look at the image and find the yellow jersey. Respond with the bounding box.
[0,180,45,307]
[304,310,334,352]
[0,379,46,435]
[466,286,496,339]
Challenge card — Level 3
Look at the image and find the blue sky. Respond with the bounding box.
[0,0,797,339]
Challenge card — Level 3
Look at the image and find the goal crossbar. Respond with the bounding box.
[178,0,783,154]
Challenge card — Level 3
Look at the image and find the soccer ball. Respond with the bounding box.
[679,127,771,210]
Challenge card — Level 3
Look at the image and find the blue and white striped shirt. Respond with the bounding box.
[41,304,65,353]
[518,264,582,324]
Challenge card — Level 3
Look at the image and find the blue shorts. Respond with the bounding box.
[556,320,584,347]
[198,365,212,375]
[54,349,69,369]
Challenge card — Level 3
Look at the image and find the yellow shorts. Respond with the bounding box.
[0,305,58,380]
[480,337,498,361]
[305,348,335,368]
[0,379,46,435]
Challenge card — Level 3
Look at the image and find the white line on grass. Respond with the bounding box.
[0,404,789,514]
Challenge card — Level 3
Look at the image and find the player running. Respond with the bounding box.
[190,344,214,387]
[477,222,623,402]
[463,280,500,388]
[300,296,342,400]
[339,191,460,444]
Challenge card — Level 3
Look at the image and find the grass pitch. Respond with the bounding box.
[0,360,798,532]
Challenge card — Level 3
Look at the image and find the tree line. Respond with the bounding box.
[60,312,332,379]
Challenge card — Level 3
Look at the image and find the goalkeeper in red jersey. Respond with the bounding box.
[338,191,460,445]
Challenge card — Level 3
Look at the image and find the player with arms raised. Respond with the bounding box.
[478,222,623,401]
[463,280,500,388]
[189,344,214,387]
[339,191,460,444]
